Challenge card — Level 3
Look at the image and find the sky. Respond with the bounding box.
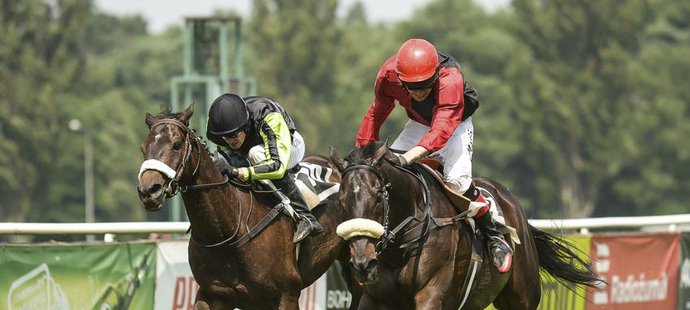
[94,0,509,34]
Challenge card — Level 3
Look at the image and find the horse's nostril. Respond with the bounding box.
[148,183,162,194]
[137,186,147,198]
[367,259,378,272]
[351,256,369,273]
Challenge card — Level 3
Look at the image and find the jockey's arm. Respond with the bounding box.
[237,113,292,181]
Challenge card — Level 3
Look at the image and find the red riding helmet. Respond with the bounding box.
[395,38,439,83]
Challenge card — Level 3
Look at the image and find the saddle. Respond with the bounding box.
[416,159,471,212]
[251,162,340,211]
[415,159,520,244]
[292,162,340,210]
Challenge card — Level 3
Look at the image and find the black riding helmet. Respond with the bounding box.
[206,93,250,146]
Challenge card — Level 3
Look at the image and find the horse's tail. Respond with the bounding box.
[530,225,603,288]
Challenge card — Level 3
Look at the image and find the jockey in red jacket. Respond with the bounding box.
[356,38,513,273]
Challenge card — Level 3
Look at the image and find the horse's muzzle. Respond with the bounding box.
[137,184,165,211]
[348,236,379,284]
[137,171,166,211]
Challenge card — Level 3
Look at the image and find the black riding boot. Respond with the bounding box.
[475,212,513,273]
[273,174,324,243]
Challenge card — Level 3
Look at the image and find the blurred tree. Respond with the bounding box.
[60,29,183,223]
[505,0,661,217]
[0,0,181,227]
[600,0,690,216]
[328,6,401,156]
[248,0,341,154]
[0,0,91,223]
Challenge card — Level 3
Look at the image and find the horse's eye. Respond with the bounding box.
[173,141,183,150]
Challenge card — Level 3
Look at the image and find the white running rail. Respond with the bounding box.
[0,214,689,235]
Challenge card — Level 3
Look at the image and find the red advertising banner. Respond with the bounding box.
[587,232,680,310]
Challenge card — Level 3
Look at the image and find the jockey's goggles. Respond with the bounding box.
[224,125,246,139]
[401,72,438,90]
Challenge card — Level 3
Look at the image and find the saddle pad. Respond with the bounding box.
[293,162,340,210]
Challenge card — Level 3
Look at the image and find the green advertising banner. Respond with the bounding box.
[679,232,690,310]
[537,234,590,310]
[483,234,591,310]
[0,241,156,310]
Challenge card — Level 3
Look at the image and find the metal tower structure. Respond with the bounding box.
[169,15,256,222]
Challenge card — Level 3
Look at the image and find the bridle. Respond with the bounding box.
[138,118,228,197]
[342,163,395,255]
[342,159,464,257]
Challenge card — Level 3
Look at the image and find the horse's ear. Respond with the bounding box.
[145,113,156,128]
[329,146,346,172]
[371,138,389,167]
[180,103,195,126]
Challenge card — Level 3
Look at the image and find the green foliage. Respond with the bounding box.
[248,0,342,153]
[0,0,91,221]
[2,0,689,227]
[500,0,681,218]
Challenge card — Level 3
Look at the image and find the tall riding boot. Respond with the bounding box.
[464,182,513,273]
[273,174,324,243]
[475,211,513,273]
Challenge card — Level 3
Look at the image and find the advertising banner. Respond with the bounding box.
[154,240,340,309]
[679,232,690,310]
[324,261,354,309]
[155,241,197,310]
[537,234,591,310]
[587,232,680,309]
[0,241,156,310]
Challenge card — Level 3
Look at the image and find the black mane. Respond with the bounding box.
[345,140,388,164]
[152,105,181,120]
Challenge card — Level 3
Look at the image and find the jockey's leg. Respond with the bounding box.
[439,118,512,273]
[244,132,321,243]
[273,173,323,243]
[463,182,513,273]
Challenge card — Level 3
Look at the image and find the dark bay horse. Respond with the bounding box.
[136,105,359,309]
[330,141,601,309]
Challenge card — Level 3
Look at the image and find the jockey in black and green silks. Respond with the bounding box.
[206,93,323,243]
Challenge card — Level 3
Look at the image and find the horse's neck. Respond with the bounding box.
[182,151,245,240]
[382,164,422,220]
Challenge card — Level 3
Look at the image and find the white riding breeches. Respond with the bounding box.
[390,118,474,193]
[247,131,306,169]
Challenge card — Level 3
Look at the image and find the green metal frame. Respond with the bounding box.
[169,16,256,221]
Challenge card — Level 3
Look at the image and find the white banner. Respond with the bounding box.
[154,240,327,309]
[155,241,197,310]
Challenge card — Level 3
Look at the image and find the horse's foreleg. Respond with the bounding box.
[193,300,210,310]
[358,294,391,310]
[414,296,442,310]
[414,285,449,310]
[277,292,301,310]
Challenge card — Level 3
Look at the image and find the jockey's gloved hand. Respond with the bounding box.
[225,167,240,179]
[396,146,429,167]
[212,151,239,178]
